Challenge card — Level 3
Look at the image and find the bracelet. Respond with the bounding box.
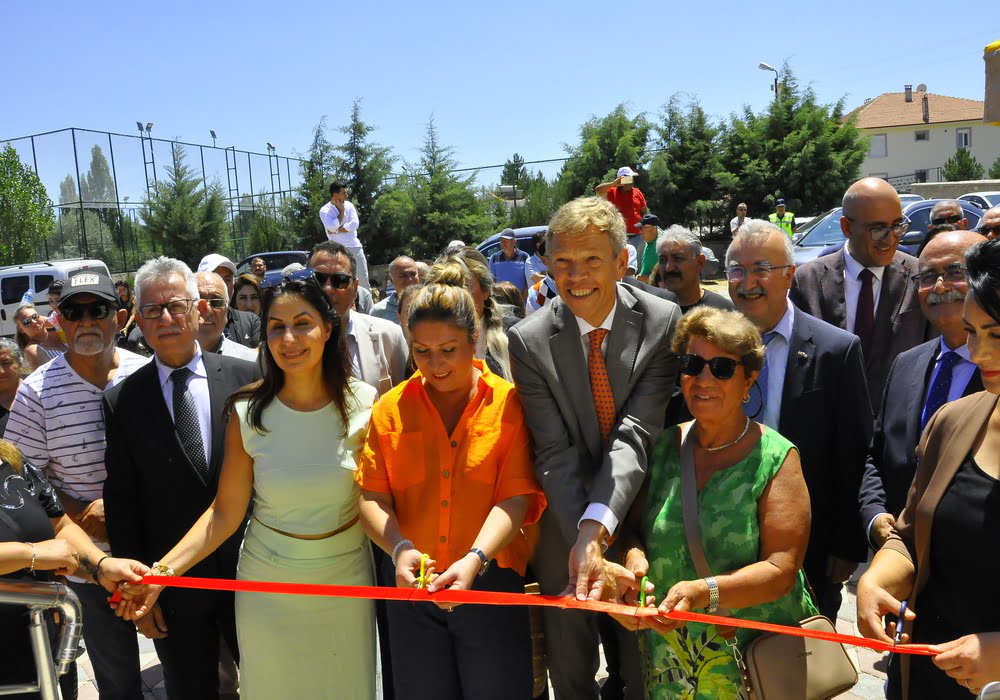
[705,576,720,614]
[27,542,37,574]
[391,539,413,567]
[151,561,175,577]
[95,555,111,582]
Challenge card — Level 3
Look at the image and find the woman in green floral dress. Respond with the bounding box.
[609,308,818,699]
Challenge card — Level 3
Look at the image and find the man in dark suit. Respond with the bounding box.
[728,220,873,619]
[509,197,680,699]
[104,256,260,700]
[860,230,987,549]
[789,177,935,406]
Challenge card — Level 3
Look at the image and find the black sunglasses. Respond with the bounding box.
[679,354,743,380]
[979,223,999,238]
[931,214,963,226]
[201,297,227,309]
[59,300,112,322]
[312,271,354,290]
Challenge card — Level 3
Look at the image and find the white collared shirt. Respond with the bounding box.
[760,300,795,431]
[573,301,620,536]
[925,337,976,405]
[318,200,361,247]
[843,244,885,334]
[154,344,212,466]
[343,310,363,381]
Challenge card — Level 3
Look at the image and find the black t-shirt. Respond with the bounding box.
[680,289,736,314]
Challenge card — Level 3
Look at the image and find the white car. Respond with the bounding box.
[958,191,1000,211]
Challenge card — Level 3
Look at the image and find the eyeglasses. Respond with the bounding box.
[260,268,322,290]
[979,223,1000,238]
[138,299,196,320]
[911,265,967,289]
[201,297,227,309]
[679,354,743,380]
[725,263,792,282]
[59,300,112,322]
[19,313,41,327]
[930,214,963,226]
[312,271,354,290]
[844,216,910,242]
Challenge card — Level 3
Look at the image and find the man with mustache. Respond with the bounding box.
[790,177,934,406]
[859,229,987,549]
[727,220,873,619]
[657,224,734,313]
[195,272,258,361]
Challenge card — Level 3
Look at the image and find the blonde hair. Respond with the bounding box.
[547,196,627,256]
[427,256,512,380]
[0,440,23,474]
[671,307,765,374]
[14,305,39,350]
[407,284,479,343]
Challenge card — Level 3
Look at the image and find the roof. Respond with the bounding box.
[845,91,984,130]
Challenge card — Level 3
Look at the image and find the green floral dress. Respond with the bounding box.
[640,426,819,700]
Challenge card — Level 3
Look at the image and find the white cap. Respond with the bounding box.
[626,243,638,273]
[198,253,237,276]
[616,166,639,178]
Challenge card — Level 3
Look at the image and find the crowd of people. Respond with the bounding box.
[2,170,1000,700]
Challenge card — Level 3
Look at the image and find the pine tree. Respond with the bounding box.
[501,153,528,187]
[942,147,986,181]
[990,154,1000,180]
[0,144,55,265]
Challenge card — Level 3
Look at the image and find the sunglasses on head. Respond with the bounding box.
[260,268,320,290]
[679,354,743,380]
[59,300,112,322]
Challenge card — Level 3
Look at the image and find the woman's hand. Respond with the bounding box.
[930,632,1000,695]
[95,558,148,594]
[31,539,80,576]
[647,579,708,636]
[602,560,656,631]
[395,548,435,589]
[426,553,480,610]
[855,573,915,644]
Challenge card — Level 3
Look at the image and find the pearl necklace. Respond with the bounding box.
[698,417,751,453]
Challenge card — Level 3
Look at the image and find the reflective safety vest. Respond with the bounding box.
[769,211,795,237]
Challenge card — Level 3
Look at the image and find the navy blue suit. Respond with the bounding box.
[858,338,983,540]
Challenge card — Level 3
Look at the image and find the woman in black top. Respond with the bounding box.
[0,440,149,698]
[0,339,23,436]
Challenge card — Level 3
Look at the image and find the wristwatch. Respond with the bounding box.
[704,577,720,613]
[468,548,490,577]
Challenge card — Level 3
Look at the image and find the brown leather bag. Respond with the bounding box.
[678,424,858,700]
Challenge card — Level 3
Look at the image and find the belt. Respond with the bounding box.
[253,514,360,540]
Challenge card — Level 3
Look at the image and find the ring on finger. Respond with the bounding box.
[964,679,972,690]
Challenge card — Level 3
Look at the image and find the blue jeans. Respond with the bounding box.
[68,581,143,700]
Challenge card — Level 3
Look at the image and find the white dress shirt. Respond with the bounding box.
[843,244,885,335]
[573,302,620,535]
[318,200,361,247]
[760,300,795,431]
[154,344,212,466]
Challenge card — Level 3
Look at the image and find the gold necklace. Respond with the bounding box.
[699,417,751,452]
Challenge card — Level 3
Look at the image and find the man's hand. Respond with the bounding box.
[563,520,609,601]
[134,603,168,639]
[79,499,107,542]
[870,513,897,549]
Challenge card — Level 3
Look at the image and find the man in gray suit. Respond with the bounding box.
[308,242,407,398]
[789,177,935,405]
[509,197,680,699]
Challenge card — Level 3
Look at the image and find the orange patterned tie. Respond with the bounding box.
[588,329,616,447]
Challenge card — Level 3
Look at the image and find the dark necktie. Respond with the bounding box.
[587,329,615,447]
[170,367,209,483]
[744,331,777,421]
[921,351,962,429]
[855,268,875,357]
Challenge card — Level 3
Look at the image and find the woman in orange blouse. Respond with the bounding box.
[358,283,546,700]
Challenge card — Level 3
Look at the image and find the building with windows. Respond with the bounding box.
[846,86,1000,191]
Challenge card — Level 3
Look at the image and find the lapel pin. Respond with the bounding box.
[797,351,809,362]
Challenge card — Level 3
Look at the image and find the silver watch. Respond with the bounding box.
[704,576,720,613]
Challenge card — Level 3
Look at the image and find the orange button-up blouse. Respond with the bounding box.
[357,361,546,575]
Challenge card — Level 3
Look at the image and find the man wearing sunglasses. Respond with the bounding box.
[728,220,873,620]
[4,267,151,699]
[979,205,1000,240]
[197,253,261,350]
[195,272,258,362]
[790,177,934,406]
[928,199,969,231]
[860,229,987,552]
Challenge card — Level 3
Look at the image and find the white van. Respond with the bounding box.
[0,259,111,337]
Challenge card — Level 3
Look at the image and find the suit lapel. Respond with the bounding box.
[779,308,816,427]
[905,342,939,441]
[820,250,848,329]
[606,286,640,415]
[549,301,601,461]
[204,354,226,479]
[353,315,377,385]
[870,255,907,355]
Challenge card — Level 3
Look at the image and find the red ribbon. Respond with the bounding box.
[121,575,935,656]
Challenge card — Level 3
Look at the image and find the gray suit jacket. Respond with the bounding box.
[788,248,935,406]
[351,311,408,398]
[508,283,680,542]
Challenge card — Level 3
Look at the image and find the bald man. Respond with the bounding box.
[859,230,986,549]
[979,205,1000,240]
[789,177,936,406]
[928,199,968,231]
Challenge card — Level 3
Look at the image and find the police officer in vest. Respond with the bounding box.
[769,198,796,237]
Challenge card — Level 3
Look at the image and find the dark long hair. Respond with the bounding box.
[225,277,354,434]
[966,239,1000,324]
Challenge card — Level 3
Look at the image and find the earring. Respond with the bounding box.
[742,395,750,404]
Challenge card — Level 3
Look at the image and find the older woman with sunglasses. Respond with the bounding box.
[608,307,817,699]
[14,304,67,372]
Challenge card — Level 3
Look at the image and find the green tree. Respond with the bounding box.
[990,154,1000,180]
[140,146,227,266]
[0,144,55,265]
[719,66,866,216]
[247,194,293,253]
[366,175,418,261]
[80,145,117,205]
[501,153,529,187]
[558,104,651,200]
[508,171,561,228]
[942,147,986,181]
[284,117,338,251]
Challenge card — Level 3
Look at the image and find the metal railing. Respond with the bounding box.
[0,580,82,699]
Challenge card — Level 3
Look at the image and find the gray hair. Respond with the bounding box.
[389,256,415,276]
[195,271,229,305]
[0,338,25,368]
[726,219,794,266]
[135,256,199,307]
[656,225,702,258]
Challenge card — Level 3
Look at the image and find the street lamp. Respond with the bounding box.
[266,143,275,153]
[136,121,144,135]
[210,130,217,147]
[758,62,779,100]
[145,122,153,134]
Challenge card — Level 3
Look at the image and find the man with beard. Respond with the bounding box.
[4,268,149,699]
[859,230,987,549]
[657,224,733,314]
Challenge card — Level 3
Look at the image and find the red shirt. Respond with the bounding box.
[606,186,647,231]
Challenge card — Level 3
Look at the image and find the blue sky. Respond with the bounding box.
[4,0,998,202]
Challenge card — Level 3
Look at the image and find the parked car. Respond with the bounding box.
[958,191,1000,211]
[236,250,309,287]
[898,193,924,206]
[476,226,545,260]
[0,259,110,337]
[791,208,844,265]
